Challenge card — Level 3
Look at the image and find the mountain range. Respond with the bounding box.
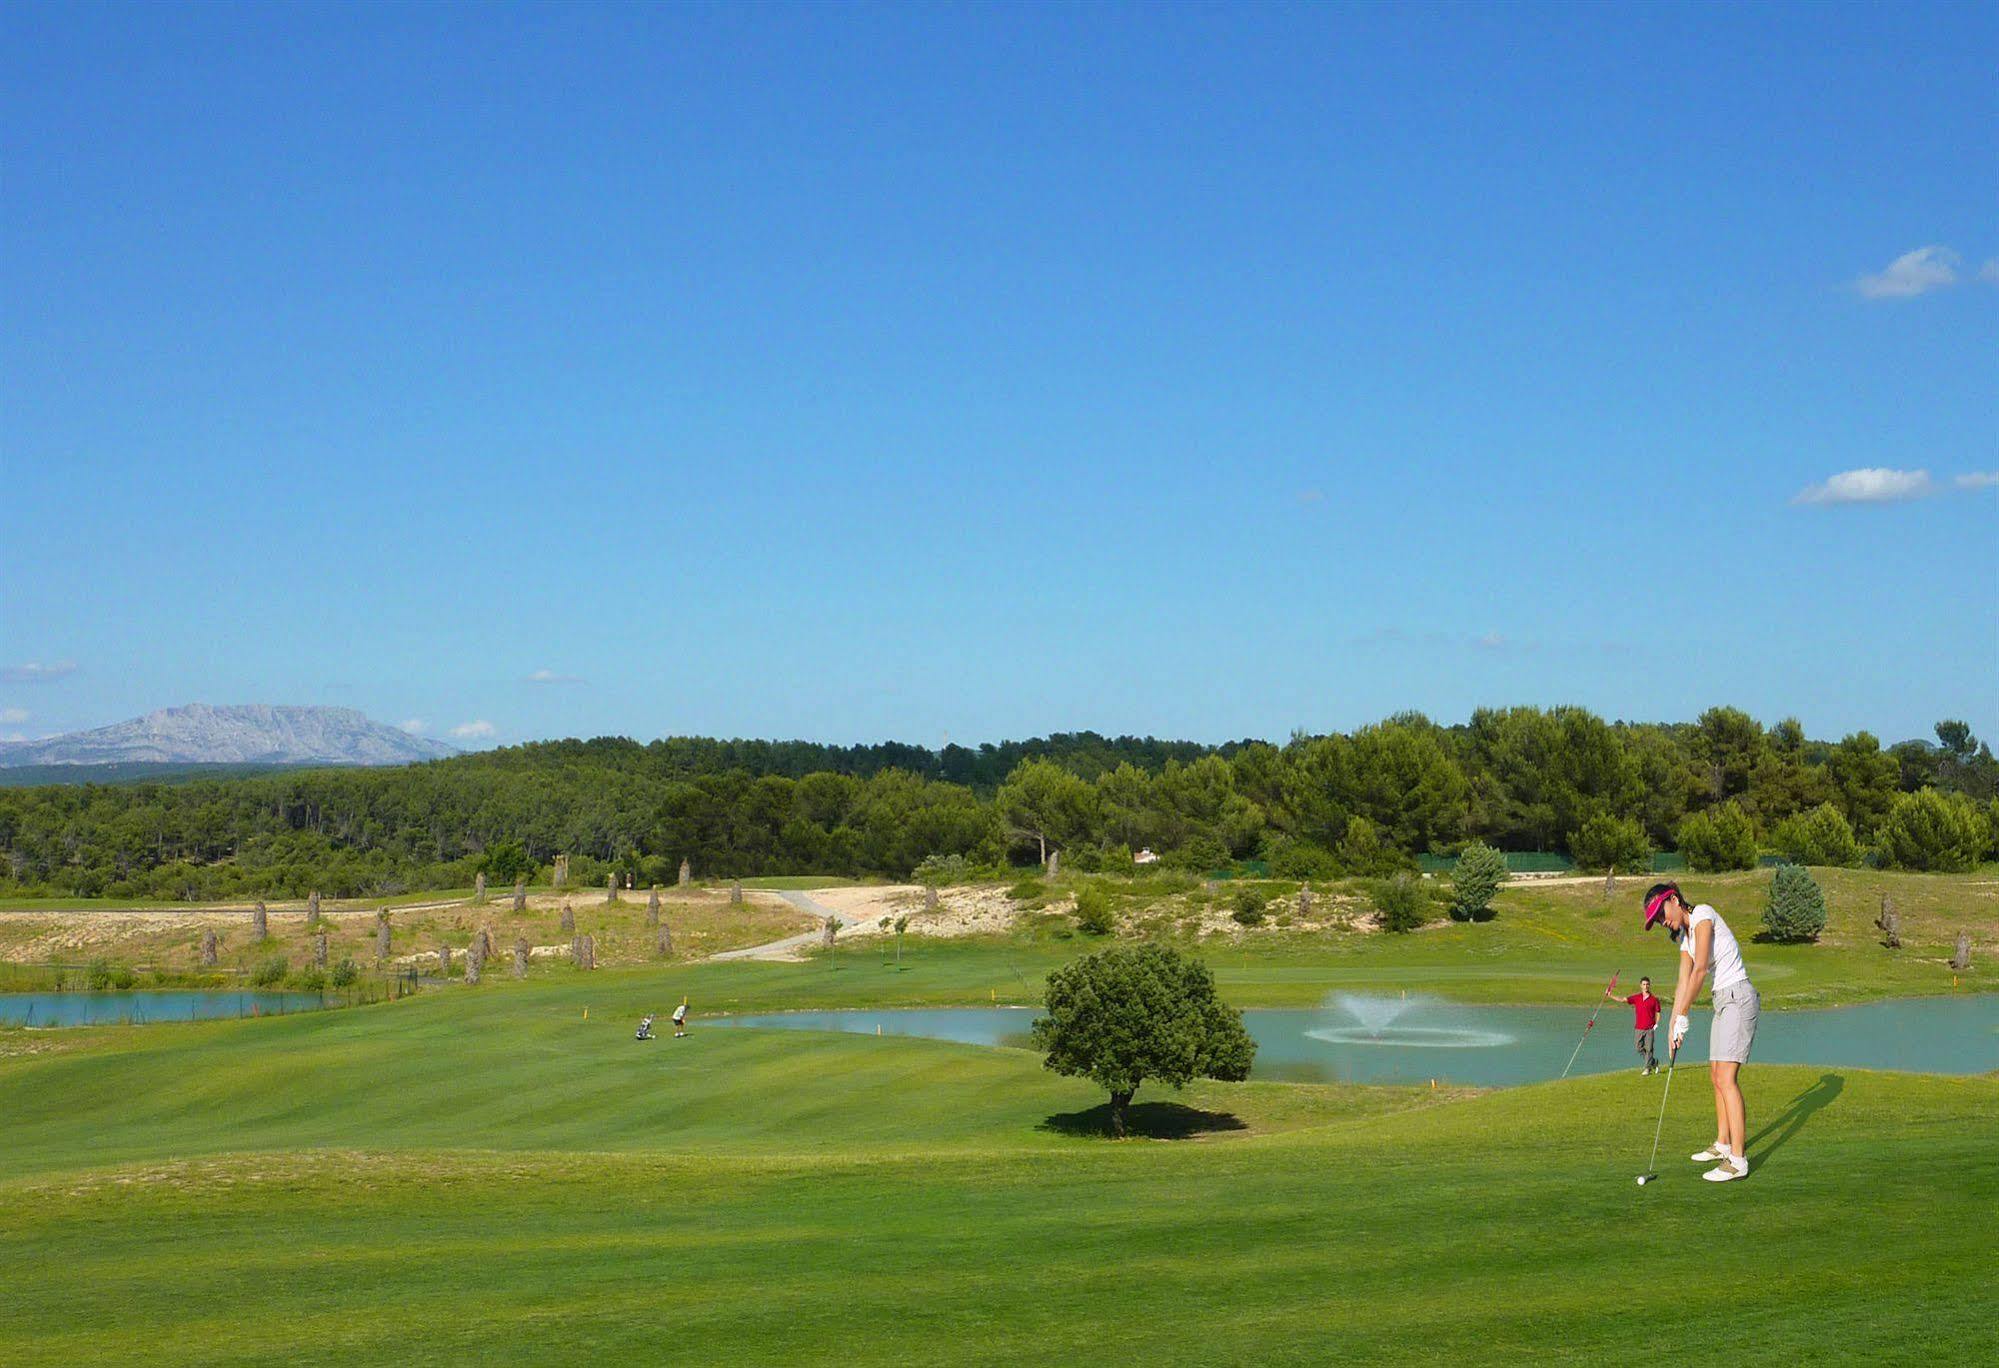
[0,704,458,769]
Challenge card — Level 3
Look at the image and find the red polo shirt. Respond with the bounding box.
[1625,992,1661,1030]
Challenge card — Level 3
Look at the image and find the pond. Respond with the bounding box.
[707,994,1999,1087]
[0,991,331,1027]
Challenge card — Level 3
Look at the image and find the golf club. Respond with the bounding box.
[1559,969,1620,1080]
[1636,1044,1679,1185]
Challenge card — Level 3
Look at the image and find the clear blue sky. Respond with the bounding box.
[3,1,1994,751]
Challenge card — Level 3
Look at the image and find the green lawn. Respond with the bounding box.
[2,866,1993,1364]
[1,980,1993,1364]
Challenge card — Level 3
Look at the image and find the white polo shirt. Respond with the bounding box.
[1682,904,1749,992]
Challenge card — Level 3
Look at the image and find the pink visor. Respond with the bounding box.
[1643,889,1674,928]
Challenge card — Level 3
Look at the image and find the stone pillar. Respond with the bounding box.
[1950,932,1972,971]
[199,929,218,967]
[925,885,939,912]
[551,854,568,888]
[646,886,661,927]
[1046,850,1060,878]
[1876,895,1901,949]
[1299,888,1313,918]
[656,924,672,958]
[605,874,618,904]
[465,944,483,985]
[583,933,595,970]
[375,911,391,961]
[512,880,527,913]
[559,901,575,933]
[438,944,452,976]
[473,871,487,904]
[306,891,322,928]
[730,879,743,905]
[678,857,691,887]
[1604,867,1616,898]
[512,935,530,978]
[252,901,268,942]
[313,932,328,969]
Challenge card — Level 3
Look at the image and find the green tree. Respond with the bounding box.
[1448,842,1507,922]
[1826,732,1900,837]
[1676,801,1757,872]
[1372,873,1431,933]
[479,839,535,885]
[1876,790,1988,872]
[1072,884,1115,936]
[1030,945,1255,1138]
[1762,864,1828,943]
[1567,814,1652,873]
[1692,706,1768,803]
[1770,803,1860,867]
[995,758,1098,867]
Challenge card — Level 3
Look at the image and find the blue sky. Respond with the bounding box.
[3,1,1994,751]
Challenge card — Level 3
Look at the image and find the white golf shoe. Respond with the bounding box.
[1702,1158,1749,1183]
[1690,1144,1732,1163]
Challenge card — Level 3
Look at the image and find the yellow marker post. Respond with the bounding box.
[583,1007,588,1020]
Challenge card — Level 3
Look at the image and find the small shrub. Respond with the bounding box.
[1264,836,1339,880]
[330,956,359,988]
[1372,874,1431,933]
[1568,814,1653,873]
[1676,802,1758,872]
[1072,885,1115,936]
[1771,803,1861,867]
[250,957,288,988]
[1007,878,1048,903]
[913,853,972,886]
[1449,841,1508,922]
[1230,886,1267,926]
[84,958,114,991]
[296,969,327,992]
[1167,837,1231,873]
[110,965,137,990]
[1762,864,1828,944]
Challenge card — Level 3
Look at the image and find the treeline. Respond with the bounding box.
[1,709,1994,901]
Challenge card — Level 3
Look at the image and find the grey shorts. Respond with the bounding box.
[1709,981,1759,1064]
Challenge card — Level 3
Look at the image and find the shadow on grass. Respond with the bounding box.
[1038,1102,1248,1140]
[1747,1072,1843,1171]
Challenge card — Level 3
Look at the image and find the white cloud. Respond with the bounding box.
[525,668,584,684]
[1955,471,1999,490]
[0,732,28,744]
[0,707,27,724]
[450,719,497,739]
[401,718,427,734]
[1857,246,1961,299]
[1792,468,1937,506]
[1980,259,1999,286]
[1,660,77,683]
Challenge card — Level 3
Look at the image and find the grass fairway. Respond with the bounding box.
[3,974,1995,1365]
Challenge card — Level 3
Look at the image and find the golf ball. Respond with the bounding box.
[1636,1175,1651,1185]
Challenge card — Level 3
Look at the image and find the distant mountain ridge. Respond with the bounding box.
[0,704,458,768]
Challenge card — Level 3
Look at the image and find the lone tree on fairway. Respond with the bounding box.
[1449,841,1507,922]
[1762,864,1828,943]
[1030,944,1254,1139]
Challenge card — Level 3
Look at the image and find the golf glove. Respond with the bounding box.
[1670,1014,1690,1049]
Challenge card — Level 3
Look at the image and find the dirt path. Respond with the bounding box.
[705,891,841,962]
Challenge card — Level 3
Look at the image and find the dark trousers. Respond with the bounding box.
[1635,1027,1657,1068]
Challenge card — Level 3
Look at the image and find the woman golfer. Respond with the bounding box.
[1644,882,1758,1183]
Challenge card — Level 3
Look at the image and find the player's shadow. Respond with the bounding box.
[1038,1102,1248,1140]
[1746,1073,1843,1171]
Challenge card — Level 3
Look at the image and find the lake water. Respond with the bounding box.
[708,995,1999,1087]
[0,991,329,1027]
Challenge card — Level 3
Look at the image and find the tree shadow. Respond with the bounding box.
[1038,1102,1249,1140]
[1747,1073,1843,1171]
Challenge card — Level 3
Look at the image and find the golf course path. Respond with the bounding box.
[705,890,840,962]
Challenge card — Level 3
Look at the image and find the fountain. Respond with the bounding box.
[1305,992,1515,1049]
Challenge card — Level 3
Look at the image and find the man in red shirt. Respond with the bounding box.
[1622,976,1663,1074]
